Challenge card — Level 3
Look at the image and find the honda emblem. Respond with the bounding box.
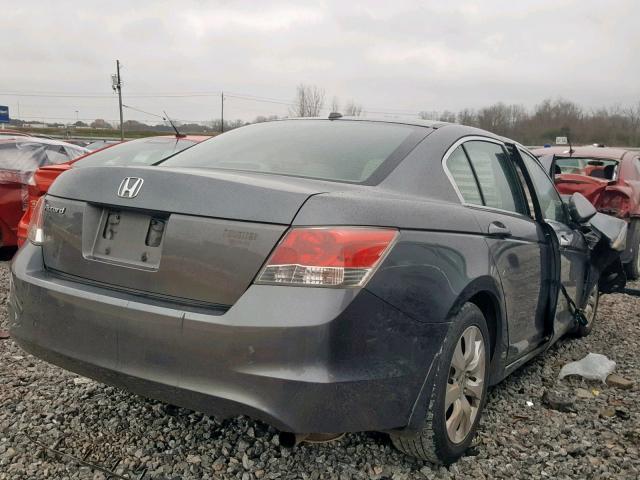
[117,177,144,198]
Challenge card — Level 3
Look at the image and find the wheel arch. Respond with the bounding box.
[402,275,508,433]
[445,276,508,385]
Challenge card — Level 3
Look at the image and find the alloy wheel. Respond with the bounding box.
[445,325,486,444]
[582,287,599,328]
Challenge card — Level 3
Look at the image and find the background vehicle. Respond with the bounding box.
[532,146,640,278]
[83,139,121,151]
[0,135,87,247]
[10,119,624,465]
[16,134,210,246]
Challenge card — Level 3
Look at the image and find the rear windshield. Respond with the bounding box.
[159,120,421,183]
[74,137,197,168]
[555,157,619,180]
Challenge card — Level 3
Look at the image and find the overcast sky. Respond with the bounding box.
[1,0,638,125]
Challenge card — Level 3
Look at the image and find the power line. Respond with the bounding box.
[122,104,164,119]
[0,90,419,114]
[0,89,423,118]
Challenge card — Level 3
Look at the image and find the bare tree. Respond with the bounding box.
[344,100,363,117]
[253,115,280,124]
[457,109,478,127]
[330,96,340,113]
[477,103,511,133]
[90,118,112,129]
[290,84,325,117]
[418,110,439,121]
[623,102,640,146]
[439,111,456,123]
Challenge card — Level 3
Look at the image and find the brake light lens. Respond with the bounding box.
[256,227,398,287]
[597,191,630,217]
[27,196,46,245]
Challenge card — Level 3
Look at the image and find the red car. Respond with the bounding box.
[532,145,640,278]
[0,134,88,247]
[17,134,210,246]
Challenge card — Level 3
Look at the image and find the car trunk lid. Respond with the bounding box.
[42,166,330,307]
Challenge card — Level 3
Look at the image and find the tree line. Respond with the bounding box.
[289,84,640,147]
[419,99,640,147]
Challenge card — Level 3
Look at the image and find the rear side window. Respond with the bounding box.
[445,140,527,215]
[446,146,482,205]
[464,141,527,215]
[160,120,422,184]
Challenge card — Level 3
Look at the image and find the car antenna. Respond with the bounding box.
[163,111,186,138]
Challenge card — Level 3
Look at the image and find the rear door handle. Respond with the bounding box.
[559,234,571,247]
[487,221,512,238]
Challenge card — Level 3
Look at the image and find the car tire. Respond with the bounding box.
[390,303,490,465]
[570,285,599,337]
[624,220,640,280]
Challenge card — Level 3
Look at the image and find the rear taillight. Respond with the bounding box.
[597,191,630,217]
[27,196,46,245]
[255,227,398,287]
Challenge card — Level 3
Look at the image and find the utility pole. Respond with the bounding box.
[220,91,225,133]
[112,60,124,140]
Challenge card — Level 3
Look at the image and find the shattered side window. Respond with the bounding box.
[0,141,55,184]
[64,145,88,160]
[45,146,70,165]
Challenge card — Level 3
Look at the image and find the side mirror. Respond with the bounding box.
[568,192,597,224]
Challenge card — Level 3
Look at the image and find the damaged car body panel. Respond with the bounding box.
[8,118,627,464]
[533,146,640,279]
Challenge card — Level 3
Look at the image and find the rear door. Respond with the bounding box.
[517,148,588,338]
[445,138,549,360]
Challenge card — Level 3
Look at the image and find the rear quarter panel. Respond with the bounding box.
[293,191,507,428]
[294,191,504,326]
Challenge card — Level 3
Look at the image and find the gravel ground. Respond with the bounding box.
[1,259,639,480]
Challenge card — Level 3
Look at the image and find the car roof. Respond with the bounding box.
[278,116,523,143]
[284,115,450,129]
[530,145,632,160]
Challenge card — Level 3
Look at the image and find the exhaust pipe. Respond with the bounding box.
[278,432,345,448]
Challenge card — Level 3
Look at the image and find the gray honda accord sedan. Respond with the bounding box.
[9,117,625,464]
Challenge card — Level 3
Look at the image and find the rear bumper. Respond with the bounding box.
[9,243,448,433]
